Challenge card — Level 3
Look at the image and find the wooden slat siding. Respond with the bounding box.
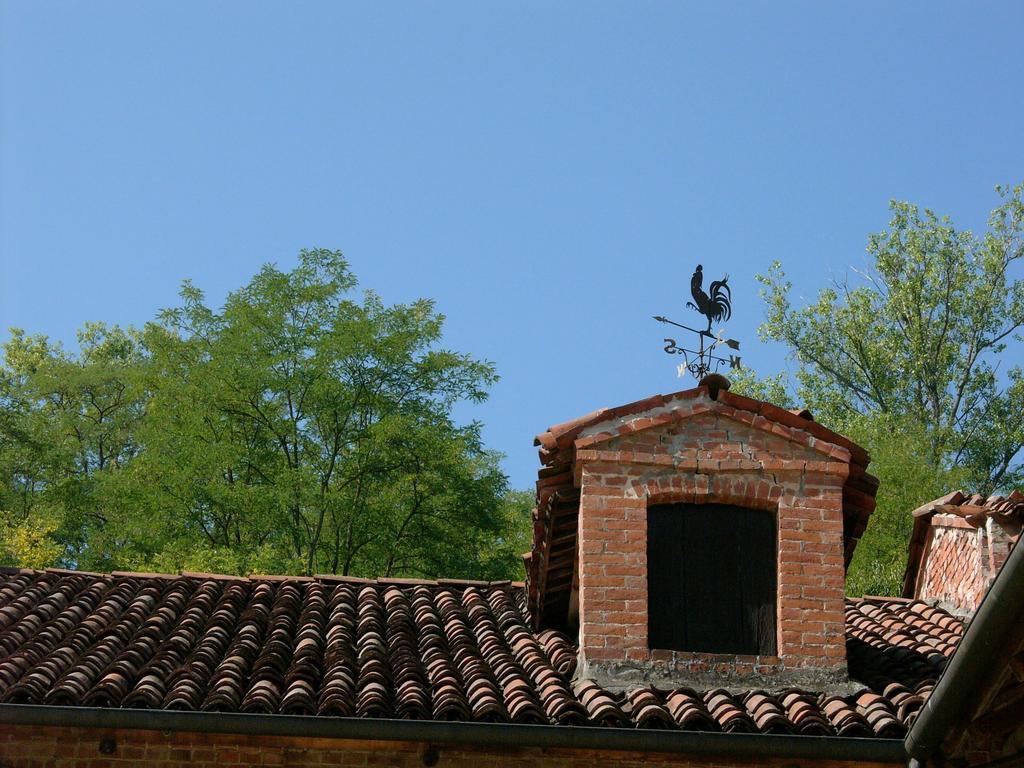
[738,506,777,655]
[647,508,688,650]
[647,504,776,655]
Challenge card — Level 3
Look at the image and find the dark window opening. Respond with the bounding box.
[647,503,776,655]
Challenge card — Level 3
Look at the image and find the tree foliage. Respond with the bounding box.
[840,414,968,597]
[741,183,1024,595]
[0,324,145,567]
[0,250,531,579]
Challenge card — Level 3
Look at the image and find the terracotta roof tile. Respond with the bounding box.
[0,571,963,739]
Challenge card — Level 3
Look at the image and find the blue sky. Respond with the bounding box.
[2,2,1023,489]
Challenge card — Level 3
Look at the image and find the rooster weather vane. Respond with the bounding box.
[654,264,742,381]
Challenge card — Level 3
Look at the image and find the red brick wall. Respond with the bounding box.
[0,724,902,768]
[987,517,1017,578]
[917,514,1019,616]
[917,516,985,616]
[574,406,851,687]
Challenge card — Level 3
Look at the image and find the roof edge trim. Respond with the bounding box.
[0,704,907,762]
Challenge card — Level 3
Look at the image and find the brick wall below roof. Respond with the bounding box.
[0,725,904,768]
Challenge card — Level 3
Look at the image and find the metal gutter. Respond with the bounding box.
[905,536,1024,762]
[0,703,906,763]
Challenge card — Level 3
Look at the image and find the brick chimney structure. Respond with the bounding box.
[903,490,1023,617]
[525,378,878,690]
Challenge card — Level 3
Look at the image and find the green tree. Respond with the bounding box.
[115,249,508,577]
[480,488,535,580]
[840,414,968,596]
[0,324,145,568]
[742,183,1024,594]
[1,250,525,581]
[758,183,1024,492]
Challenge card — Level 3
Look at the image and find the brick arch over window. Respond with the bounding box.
[631,473,785,510]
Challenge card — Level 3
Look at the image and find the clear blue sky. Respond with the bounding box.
[2,2,1023,489]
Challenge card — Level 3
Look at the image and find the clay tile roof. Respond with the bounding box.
[0,570,962,739]
[902,490,1024,597]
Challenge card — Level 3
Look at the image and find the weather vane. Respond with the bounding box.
[654,264,741,380]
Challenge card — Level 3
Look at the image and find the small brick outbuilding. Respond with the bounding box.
[902,490,1023,616]
[0,378,1021,767]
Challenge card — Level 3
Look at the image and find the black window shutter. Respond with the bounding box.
[647,504,776,655]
